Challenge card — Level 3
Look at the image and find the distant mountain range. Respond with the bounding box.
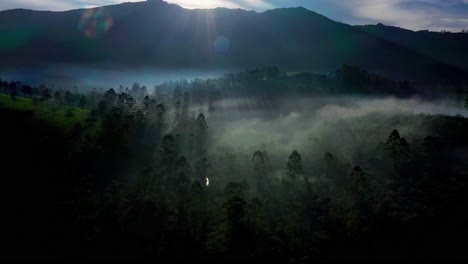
[0,0,467,82]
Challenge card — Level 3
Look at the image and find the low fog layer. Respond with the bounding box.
[0,65,233,90]
[204,96,466,178]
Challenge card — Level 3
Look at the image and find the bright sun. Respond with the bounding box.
[166,0,243,10]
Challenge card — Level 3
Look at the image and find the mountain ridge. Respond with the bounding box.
[0,0,466,83]
[357,23,468,71]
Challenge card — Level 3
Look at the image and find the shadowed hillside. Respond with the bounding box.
[0,0,467,83]
[357,23,468,71]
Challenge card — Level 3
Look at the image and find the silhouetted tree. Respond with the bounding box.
[385,129,410,164]
[222,196,249,254]
[117,93,136,114]
[465,94,468,110]
[324,152,334,180]
[180,92,191,130]
[195,113,208,155]
[53,91,62,102]
[252,150,268,194]
[21,85,33,97]
[41,87,52,102]
[154,103,166,128]
[8,81,17,96]
[248,196,262,225]
[79,95,87,109]
[175,156,192,195]
[350,166,370,208]
[399,137,410,157]
[64,90,74,105]
[286,150,303,181]
[195,157,210,184]
[420,136,441,157]
[130,83,147,102]
[196,113,207,131]
[143,95,151,110]
[225,181,248,198]
[417,136,447,189]
[159,134,177,183]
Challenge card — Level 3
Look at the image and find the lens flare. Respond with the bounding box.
[78,8,113,38]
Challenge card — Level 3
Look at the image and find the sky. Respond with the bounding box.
[0,0,467,32]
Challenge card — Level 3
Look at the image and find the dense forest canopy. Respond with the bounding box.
[1,65,467,261]
[1,0,468,262]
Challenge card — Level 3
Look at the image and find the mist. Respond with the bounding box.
[1,65,467,261]
[1,0,468,260]
[0,65,233,90]
[204,96,467,179]
[207,96,466,150]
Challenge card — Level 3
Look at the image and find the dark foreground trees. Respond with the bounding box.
[0,72,467,261]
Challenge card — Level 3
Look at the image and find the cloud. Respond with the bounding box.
[0,0,273,11]
[165,0,242,9]
[0,0,141,11]
[338,0,468,31]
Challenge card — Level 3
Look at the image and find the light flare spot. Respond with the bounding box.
[78,7,113,38]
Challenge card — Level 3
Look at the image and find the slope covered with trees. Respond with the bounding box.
[1,67,467,261]
[0,0,467,83]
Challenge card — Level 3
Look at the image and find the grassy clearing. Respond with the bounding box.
[0,93,92,132]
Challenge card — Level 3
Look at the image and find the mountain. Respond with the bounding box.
[357,23,468,71]
[0,0,466,82]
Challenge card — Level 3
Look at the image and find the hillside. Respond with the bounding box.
[0,93,91,132]
[0,0,466,82]
[357,23,468,71]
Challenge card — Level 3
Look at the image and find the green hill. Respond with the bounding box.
[0,93,91,132]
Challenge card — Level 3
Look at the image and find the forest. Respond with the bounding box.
[1,65,468,261]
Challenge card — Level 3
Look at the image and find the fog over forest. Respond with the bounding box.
[0,65,233,89]
[201,96,463,148]
[1,1,468,261]
[164,94,465,188]
[1,64,468,262]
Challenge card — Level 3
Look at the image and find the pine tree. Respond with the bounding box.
[385,129,410,163]
[194,113,208,155]
[252,151,268,194]
[175,156,192,195]
[350,166,370,208]
[324,152,334,179]
[286,150,303,181]
[222,196,248,253]
[79,95,87,109]
[159,134,177,184]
